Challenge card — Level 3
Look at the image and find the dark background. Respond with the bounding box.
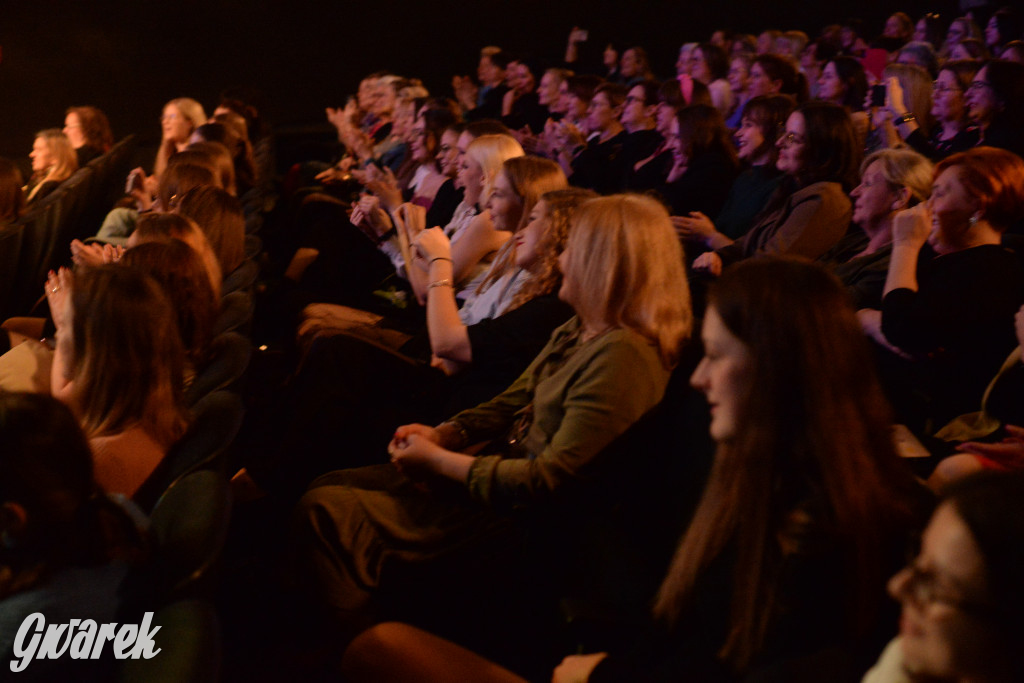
[0,0,947,164]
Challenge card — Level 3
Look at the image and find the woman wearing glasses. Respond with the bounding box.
[963,59,1024,158]
[693,101,858,276]
[863,472,1024,683]
[887,60,980,161]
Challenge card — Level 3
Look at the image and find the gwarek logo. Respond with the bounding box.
[8,612,161,673]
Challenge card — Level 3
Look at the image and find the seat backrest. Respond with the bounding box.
[147,470,232,595]
[213,290,254,337]
[119,598,221,683]
[221,258,259,296]
[133,391,244,513]
[185,332,252,406]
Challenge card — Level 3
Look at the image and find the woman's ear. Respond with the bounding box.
[892,187,912,211]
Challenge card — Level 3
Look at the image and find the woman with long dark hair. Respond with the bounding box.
[338,259,923,683]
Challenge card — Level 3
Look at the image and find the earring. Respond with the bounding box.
[969,213,980,227]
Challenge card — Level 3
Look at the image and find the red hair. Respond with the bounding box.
[936,147,1024,231]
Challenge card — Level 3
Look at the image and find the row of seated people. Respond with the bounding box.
[4,6,1024,681]
[233,9,1024,680]
[0,92,274,677]
[255,190,1024,681]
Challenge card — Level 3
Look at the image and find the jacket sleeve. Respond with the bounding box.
[466,335,667,511]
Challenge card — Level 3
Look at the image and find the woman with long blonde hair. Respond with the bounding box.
[242,189,595,495]
[154,97,207,177]
[294,194,692,665]
[25,129,77,204]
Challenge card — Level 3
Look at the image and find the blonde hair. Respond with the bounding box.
[561,194,692,367]
[466,134,525,206]
[477,156,567,293]
[883,63,934,137]
[860,148,934,205]
[27,130,77,202]
[168,97,208,130]
[156,98,208,176]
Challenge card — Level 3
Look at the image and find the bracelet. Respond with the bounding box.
[894,112,916,125]
[376,227,397,245]
[427,278,453,290]
[430,256,453,266]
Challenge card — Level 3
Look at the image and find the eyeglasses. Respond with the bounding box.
[933,83,963,95]
[778,131,805,146]
[623,95,643,104]
[967,80,994,92]
[896,562,996,618]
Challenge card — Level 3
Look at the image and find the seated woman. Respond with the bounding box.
[374,105,458,216]
[175,185,247,278]
[563,83,629,193]
[126,212,223,298]
[863,472,1024,683]
[398,132,522,303]
[657,104,739,218]
[341,258,925,683]
[616,80,663,186]
[191,119,257,196]
[94,151,222,245]
[24,129,77,205]
[817,56,869,145]
[243,188,593,494]
[863,63,934,155]
[185,141,238,197]
[693,101,858,276]
[858,147,1024,434]
[63,106,114,167]
[120,240,219,378]
[296,134,526,332]
[887,59,980,161]
[46,265,189,498]
[688,42,733,116]
[673,94,793,251]
[748,54,808,102]
[153,97,207,177]
[963,59,1024,158]
[724,53,753,128]
[624,78,711,192]
[826,149,934,310]
[0,393,145,681]
[293,194,691,651]
[299,155,566,349]
[121,97,209,212]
